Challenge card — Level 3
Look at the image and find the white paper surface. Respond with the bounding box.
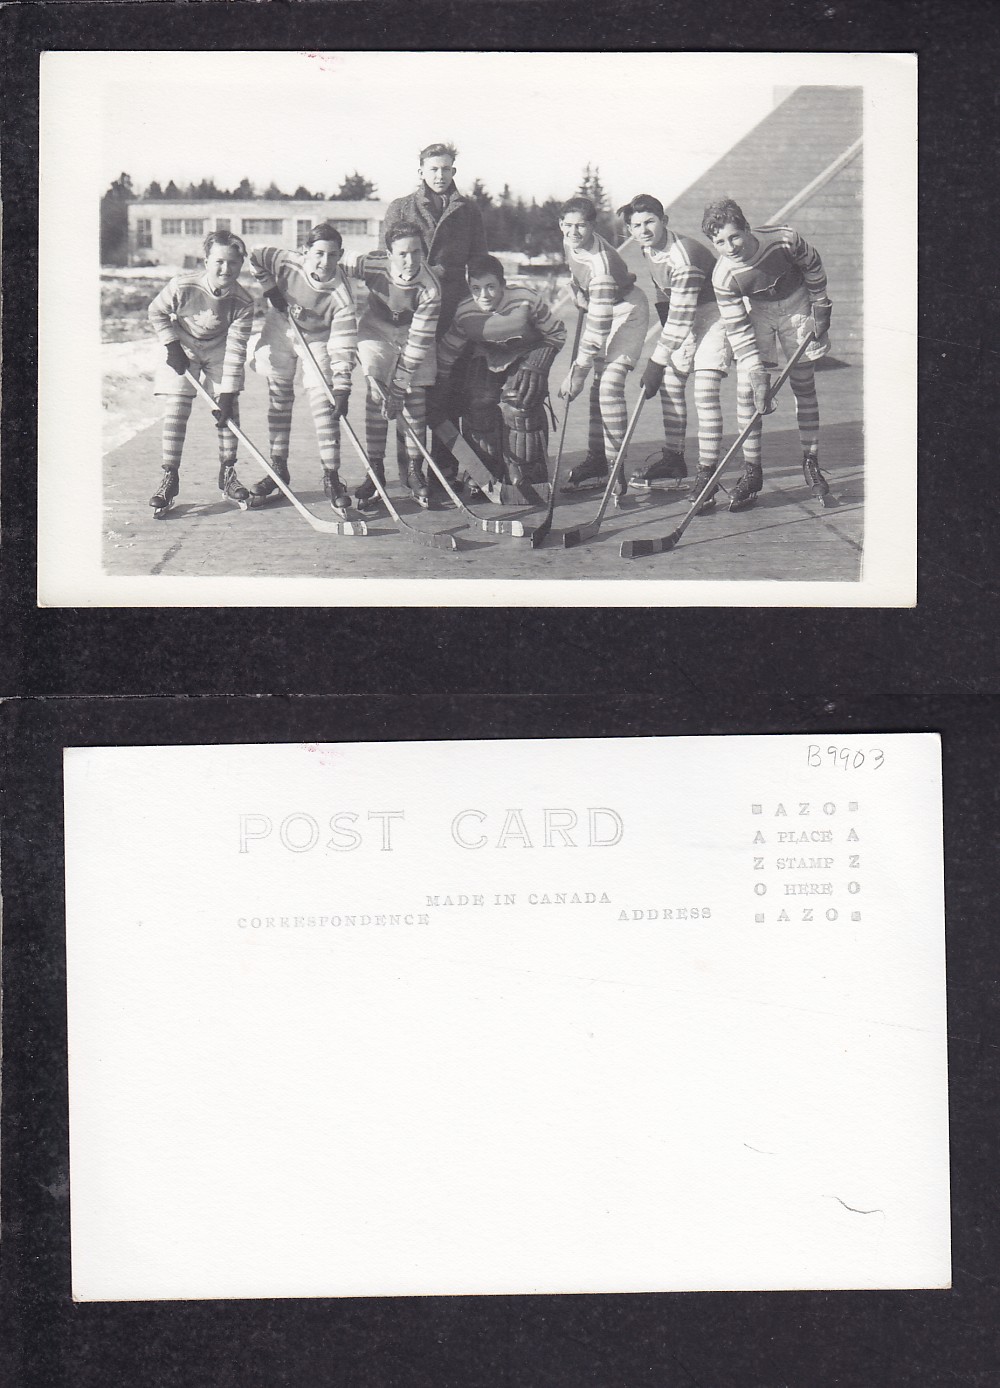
[64,735,949,1299]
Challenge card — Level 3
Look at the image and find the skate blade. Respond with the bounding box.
[561,478,607,493]
[728,497,758,513]
[816,490,839,508]
[151,500,175,518]
[629,478,688,492]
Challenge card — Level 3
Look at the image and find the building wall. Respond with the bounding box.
[126,200,387,268]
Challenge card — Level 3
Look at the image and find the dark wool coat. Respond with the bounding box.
[383,183,488,331]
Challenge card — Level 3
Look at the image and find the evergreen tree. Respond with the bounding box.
[99,173,134,265]
[145,180,164,200]
[163,179,181,200]
[469,177,492,209]
[293,185,314,200]
[575,164,615,239]
[232,176,255,200]
[262,180,286,201]
[335,170,378,200]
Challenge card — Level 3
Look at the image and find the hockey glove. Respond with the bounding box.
[640,359,665,399]
[811,299,832,338]
[748,366,775,416]
[329,389,350,421]
[264,286,289,315]
[558,364,589,402]
[212,392,237,430]
[382,381,407,420]
[165,341,189,376]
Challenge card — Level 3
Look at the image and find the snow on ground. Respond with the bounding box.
[102,338,161,455]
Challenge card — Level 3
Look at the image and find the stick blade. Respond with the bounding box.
[528,521,554,550]
[563,521,600,549]
[428,530,459,551]
[620,530,680,558]
[338,519,368,537]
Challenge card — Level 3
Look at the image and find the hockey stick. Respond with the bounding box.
[429,417,551,507]
[561,392,646,548]
[185,371,367,537]
[283,316,458,552]
[620,333,816,558]
[528,308,586,549]
[395,414,536,539]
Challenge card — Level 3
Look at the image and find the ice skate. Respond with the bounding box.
[803,452,837,508]
[250,457,290,501]
[563,451,609,491]
[728,462,763,513]
[218,463,251,511]
[630,448,687,491]
[322,468,352,517]
[355,462,386,516]
[150,467,179,518]
[407,461,431,509]
[688,465,719,514]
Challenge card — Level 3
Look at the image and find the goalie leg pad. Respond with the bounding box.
[461,356,505,477]
[500,398,549,484]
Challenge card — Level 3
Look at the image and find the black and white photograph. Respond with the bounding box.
[38,50,916,607]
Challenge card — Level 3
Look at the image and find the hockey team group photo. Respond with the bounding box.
[80,51,883,594]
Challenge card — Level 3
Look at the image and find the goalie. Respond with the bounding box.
[430,255,567,490]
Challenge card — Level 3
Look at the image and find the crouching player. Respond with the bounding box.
[702,197,834,511]
[147,230,255,516]
[556,197,649,491]
[248,222,357,514]
[621,194,731,507]
[432,255,566,489]
[347,222,441,510]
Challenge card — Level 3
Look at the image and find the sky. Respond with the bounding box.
[85,50,840,209]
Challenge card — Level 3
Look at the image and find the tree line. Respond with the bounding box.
[101,164,618,263]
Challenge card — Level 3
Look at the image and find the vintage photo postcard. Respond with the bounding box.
[64,734,949,1300]
[38,50,916,608]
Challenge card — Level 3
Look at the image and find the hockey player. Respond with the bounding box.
[620,194,731,508]
[247,223,357,515]
[431,254,566,489]
[556,197,649,491]
[346,221,441,511]
[147,229,255,516]
[702,197,834,511]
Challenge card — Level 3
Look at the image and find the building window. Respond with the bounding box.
[242,218,284,236]
[136,218,152,249]
[296,219,312,247]
[216,217,231,232]
[332,219,366,235]
[161,218,204,236]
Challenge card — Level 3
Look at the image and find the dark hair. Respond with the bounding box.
[618,193,667,225]
[560,196,597,222]
[702,198,750,239]
[306,221,343,250]
[203,228,247,259]
[466,253,505,283]
[385,220,428,254]
[420,142,457,163]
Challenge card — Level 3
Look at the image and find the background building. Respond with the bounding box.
[126,199,387,267]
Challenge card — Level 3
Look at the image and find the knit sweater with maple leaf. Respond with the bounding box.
[149,270,255,392]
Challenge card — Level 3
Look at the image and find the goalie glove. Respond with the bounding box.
[165,341,189,376]
[510,343,559,409]
[748,365,775,416]
[212,392,237,430]
[558,364,589,402]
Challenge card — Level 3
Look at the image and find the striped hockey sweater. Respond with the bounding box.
[148,271,254,392]
[249,247,357,386]
[712,225,828,363]
[437,284,567,376]
[644,230,718,363]
[565,231,640,367]
[349,253,441,390]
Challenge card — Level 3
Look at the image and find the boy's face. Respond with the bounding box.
[390,234,424,282]
[469,273,504,312]
[560,212,596,252]
[304,238,342,282]
[205,244,244,292]
[421,155,455,195]
[712,222,755,261]
[629,211,668,250]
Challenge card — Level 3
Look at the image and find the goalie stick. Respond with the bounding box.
[619,333,817,558]
[283,315,458,552]
[529,308,586,549]
[561,392,647,549]
[185,371,367,537]
[429,418,551,508]
[395,414,536,539]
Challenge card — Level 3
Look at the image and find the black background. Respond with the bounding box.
[2,3,998,1385]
